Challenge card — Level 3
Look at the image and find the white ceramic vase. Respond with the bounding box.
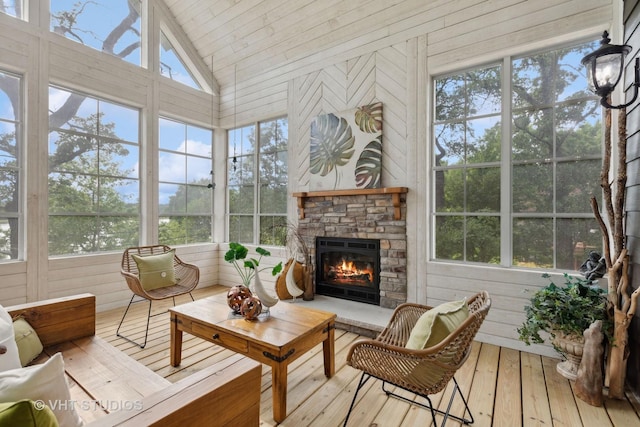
[285,259,304,300]
[252,269,278,313]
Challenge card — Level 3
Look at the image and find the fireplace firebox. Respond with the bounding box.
[315,237,380,305]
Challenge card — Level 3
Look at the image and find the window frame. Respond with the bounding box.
[47,85,141,256]
[0,69,23,261]
[157,116,214,245]
[430,39,603,270]
[226,116,288,246]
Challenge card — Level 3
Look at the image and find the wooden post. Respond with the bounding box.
[575,320,604,406]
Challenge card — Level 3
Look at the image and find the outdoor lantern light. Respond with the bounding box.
[581,31,640,109]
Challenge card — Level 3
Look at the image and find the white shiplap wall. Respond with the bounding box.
[211,0,615,357]
[0,0,617,357]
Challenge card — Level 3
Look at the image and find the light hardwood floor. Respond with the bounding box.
[96,286,640,427]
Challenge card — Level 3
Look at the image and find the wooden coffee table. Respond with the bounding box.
[169,292,337,423]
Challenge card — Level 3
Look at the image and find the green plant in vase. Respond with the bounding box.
[224,242,283,287]
[517,273,611,380]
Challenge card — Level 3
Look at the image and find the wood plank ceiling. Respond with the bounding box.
[163,0,461,88]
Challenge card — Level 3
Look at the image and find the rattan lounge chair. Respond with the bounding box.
[116,245,199,348]
[343,291,491,426]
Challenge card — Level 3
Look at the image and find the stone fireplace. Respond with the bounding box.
[293,187,408,309]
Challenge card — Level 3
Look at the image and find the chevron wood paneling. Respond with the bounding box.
[291,42,410,190]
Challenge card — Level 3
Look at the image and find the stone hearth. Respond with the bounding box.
[294,188,408,309]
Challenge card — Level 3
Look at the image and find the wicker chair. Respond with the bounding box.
[343,291,491,426]
[116,245,199,348]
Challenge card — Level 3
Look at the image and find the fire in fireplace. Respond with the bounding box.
[315,237,380,305]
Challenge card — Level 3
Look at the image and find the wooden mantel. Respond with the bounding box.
[292,187,408,220]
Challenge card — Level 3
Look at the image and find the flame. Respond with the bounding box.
[333,259,373,282]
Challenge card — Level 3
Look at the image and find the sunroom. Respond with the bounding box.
[0,0,639,425]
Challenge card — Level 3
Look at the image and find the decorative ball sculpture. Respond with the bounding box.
[241,296,262,321]
[226,285,252,314]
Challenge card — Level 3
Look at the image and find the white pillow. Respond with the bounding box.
[0,304,21,372]
[0,352,84,427]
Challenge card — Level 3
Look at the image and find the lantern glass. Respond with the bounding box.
[593,53,624,93]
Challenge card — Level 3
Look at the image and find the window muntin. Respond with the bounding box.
[228,118,288,246]
[432,40,602,269]
[0,0,24,19]
[0,70,22,260]
[50,0,142,66]
[159,31,201,90]
[158,117,212,245]
[48,86,140,255]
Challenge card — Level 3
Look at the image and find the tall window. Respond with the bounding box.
[158,117,213,245]
[50,0,142,66]
[228,117,288,246]
[48,86,140,255]
[0,70,22,260]
[159,30,201,90]
[433,39,602,270]
[1,1,24,19]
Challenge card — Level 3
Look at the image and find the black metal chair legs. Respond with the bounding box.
[343,373,474,427]
[115,293,194,348]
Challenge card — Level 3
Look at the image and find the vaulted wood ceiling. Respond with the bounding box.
[164,0,455,88]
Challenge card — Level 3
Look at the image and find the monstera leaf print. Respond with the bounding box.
[354,102,383,133]
[355,135,382,188]
[310,113,355,187]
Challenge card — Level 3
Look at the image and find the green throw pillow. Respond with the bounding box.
[131,249,177,291]
[0,399,59,427]
[405,299,469,350]
[13,318,44,367]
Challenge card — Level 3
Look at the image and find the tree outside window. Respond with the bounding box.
[48,86,140,255]
[228,117,288,246]
[158,117,213,245]
[0,1,24,19]
[0,70,22,260]
[50,0,142,66]
[433,39,602,270]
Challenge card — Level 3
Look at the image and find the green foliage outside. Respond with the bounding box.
[434,41,603,269]
[228,119,288,246]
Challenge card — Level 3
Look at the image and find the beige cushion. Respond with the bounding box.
[13,318,44,367]
[0,304,21,372]
[405,299,469,350]
[0,353,84,427]
[132,249,177,290]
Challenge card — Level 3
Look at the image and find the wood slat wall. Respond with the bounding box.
[198,0,614,356]
[623,0,640,396]
[0,0,621,360]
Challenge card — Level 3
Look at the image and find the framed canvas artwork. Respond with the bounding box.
[309,102,382,191]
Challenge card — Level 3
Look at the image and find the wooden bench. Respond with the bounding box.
[7,293,261,426]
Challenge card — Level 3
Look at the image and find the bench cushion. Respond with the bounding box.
[0,400,58,427]
[0,353,83,427]
[13,318,44,366]
[0,304,21,372]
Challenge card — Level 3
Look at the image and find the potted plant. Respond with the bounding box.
[224,242,283,287]
[224,243,283,316]
[517,273,611,380]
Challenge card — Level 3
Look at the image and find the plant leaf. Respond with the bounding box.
[354,136,382,188]
[310,113,355,177]
[354,102,382,133]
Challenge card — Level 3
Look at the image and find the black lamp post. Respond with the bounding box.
[581,31,640,109]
